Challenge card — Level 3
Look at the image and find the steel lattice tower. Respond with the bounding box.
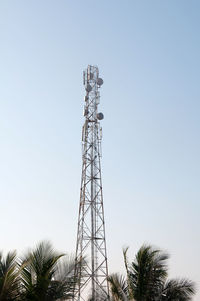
[74,65,109,301]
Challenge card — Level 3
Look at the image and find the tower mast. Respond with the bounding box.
[74,65,109,301]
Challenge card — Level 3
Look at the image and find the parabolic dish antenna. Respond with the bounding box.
[97,78,103,86]
[97,112,104,120]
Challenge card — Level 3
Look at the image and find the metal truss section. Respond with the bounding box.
[74,66,109,301]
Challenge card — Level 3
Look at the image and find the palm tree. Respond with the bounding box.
[108,245,195,301]
[19,241,76,301]
[0,250,20,300]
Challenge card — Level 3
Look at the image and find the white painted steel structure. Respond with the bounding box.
[74,65,109,301]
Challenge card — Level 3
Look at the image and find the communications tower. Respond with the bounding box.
[74,65,109,301]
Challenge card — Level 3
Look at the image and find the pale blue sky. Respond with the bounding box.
[0,0,200,299]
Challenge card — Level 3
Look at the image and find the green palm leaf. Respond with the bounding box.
[126,245,168,301]
[19,241,76,301]
[0,250,20,300]
[161,278,196,301]
[118,245,195,301]
[108,273,128,301]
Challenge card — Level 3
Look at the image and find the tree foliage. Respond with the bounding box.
[0,250,20,300]
[108,245,195,301]
[0,241,76,301]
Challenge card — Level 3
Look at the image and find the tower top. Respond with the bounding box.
[83,65,104,88]
[82,65,104,122]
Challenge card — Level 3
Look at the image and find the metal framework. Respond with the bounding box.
[74,65,109,301]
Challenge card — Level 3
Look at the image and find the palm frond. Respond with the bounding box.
[161,278,196,301]
[108,273,128,301]
[0,250,20,300]
[19,241,65,300]
[127,245,169,301]
[19,241,80,300]
[54,254,77,300]
[123,247,135,300]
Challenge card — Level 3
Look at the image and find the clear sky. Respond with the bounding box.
[0,0,200,299]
